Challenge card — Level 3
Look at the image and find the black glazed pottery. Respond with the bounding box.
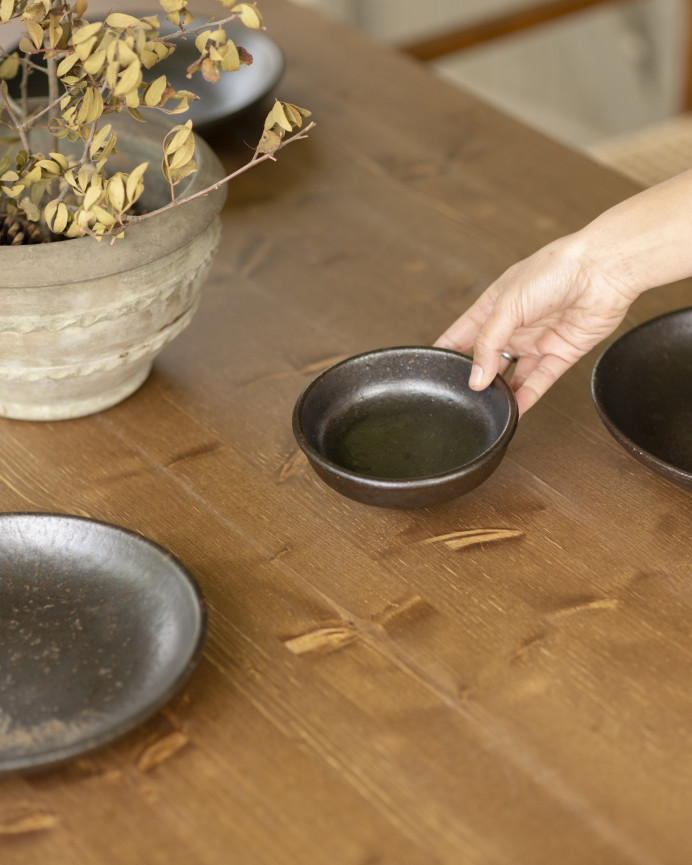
[293,346,518,508]
[0,513,206,774]
[591,307,692,490]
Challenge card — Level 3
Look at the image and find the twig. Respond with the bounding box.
[16,90,64,129]
[0,85,30,152]
[123,121,315,227]
[160,12,244,43]
[47,57,58,153]
[20,55,28,120]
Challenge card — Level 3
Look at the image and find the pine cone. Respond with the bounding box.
[0,212,50,245]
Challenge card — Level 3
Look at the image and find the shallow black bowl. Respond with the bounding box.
[293,346,518,508]
[591,307,692,490]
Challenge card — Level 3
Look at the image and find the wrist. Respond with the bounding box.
[572,219,649,302]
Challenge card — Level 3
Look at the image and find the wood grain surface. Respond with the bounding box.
[0,2,690,863]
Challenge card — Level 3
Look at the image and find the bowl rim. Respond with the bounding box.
[292,345,518,491]
[590,306,692,487]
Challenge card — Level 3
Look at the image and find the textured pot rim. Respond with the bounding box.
[0,112,227,288]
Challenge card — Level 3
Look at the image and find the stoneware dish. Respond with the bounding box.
[591,306,692,491]
[293,346,518,508]
[0,513,207,774]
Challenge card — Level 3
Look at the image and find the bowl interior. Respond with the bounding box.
[592,308,692,482]
[296,347,515,481]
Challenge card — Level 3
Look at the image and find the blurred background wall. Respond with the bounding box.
[287,0,687,153]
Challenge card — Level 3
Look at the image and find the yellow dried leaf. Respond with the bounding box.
[19,196,40,221]
[24,165,41,183]
[282,103,301,125]
[72,21,102,44]
[271,101,292,132]
[57,51,80,77]
[126,161,148,201]
[0,53,19,79]
[83,184,102,210]
[64,221,85,238]
[114,59,141,96]
[106,13,141,28]
[116,40,138,67]
[200,57,218,83]
[195,31,211,53]
[75,0,88,17]
[163,120,193,154]
[45,200,69,233]
[83,47,106,75]
[144,74,167,107]
[36,158,61,175]
[48,17,62,49]
[107,174,125,210]
[286,102,311,119]
[255,127,281,154]
[49,151,70,170]
[151,40,171,61]
[232,3,263,29]
[124,89,140,108]
[77,166,90,190]
[167,135,195,170]
[18,37,35,54]
[168,158,197,185]
[92,205,116,226]
[105,61,119,89]
[77,86,103,125]
[3,183,25,197]
[221,41,239,72]
[24,18,44,51]
[89,123,113,157]
[0,0,14,23]
[140,48,159,69]
[166,9,193,26]
[75,36,97,61]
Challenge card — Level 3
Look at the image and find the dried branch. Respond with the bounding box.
[124,121,316,228]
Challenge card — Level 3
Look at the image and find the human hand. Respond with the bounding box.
[434,233,640,416]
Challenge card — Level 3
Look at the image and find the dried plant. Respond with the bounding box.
[0,1,312,242]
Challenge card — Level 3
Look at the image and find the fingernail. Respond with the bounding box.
[469,364,484,389]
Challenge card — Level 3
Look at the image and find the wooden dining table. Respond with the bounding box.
[1,1,691,862]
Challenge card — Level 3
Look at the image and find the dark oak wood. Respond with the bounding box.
[0,2,690,863]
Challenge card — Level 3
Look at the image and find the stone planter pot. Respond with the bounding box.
[0,112,227,420]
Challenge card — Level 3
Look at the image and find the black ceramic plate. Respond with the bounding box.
[7,25,284,132]
[0,513,206,773]
[591,307,692,490]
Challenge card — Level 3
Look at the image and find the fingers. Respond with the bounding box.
[466,298,522,391]
[509,353,572,417]
[434,286,501,354]
[434,310,484,354]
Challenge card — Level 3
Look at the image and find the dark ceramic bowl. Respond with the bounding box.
[292,346,518,508]
[591,307,692,490]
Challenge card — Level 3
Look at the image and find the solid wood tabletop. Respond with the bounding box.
[1,2,690,863]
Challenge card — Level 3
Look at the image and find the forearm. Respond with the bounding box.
[578,168,692,298]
